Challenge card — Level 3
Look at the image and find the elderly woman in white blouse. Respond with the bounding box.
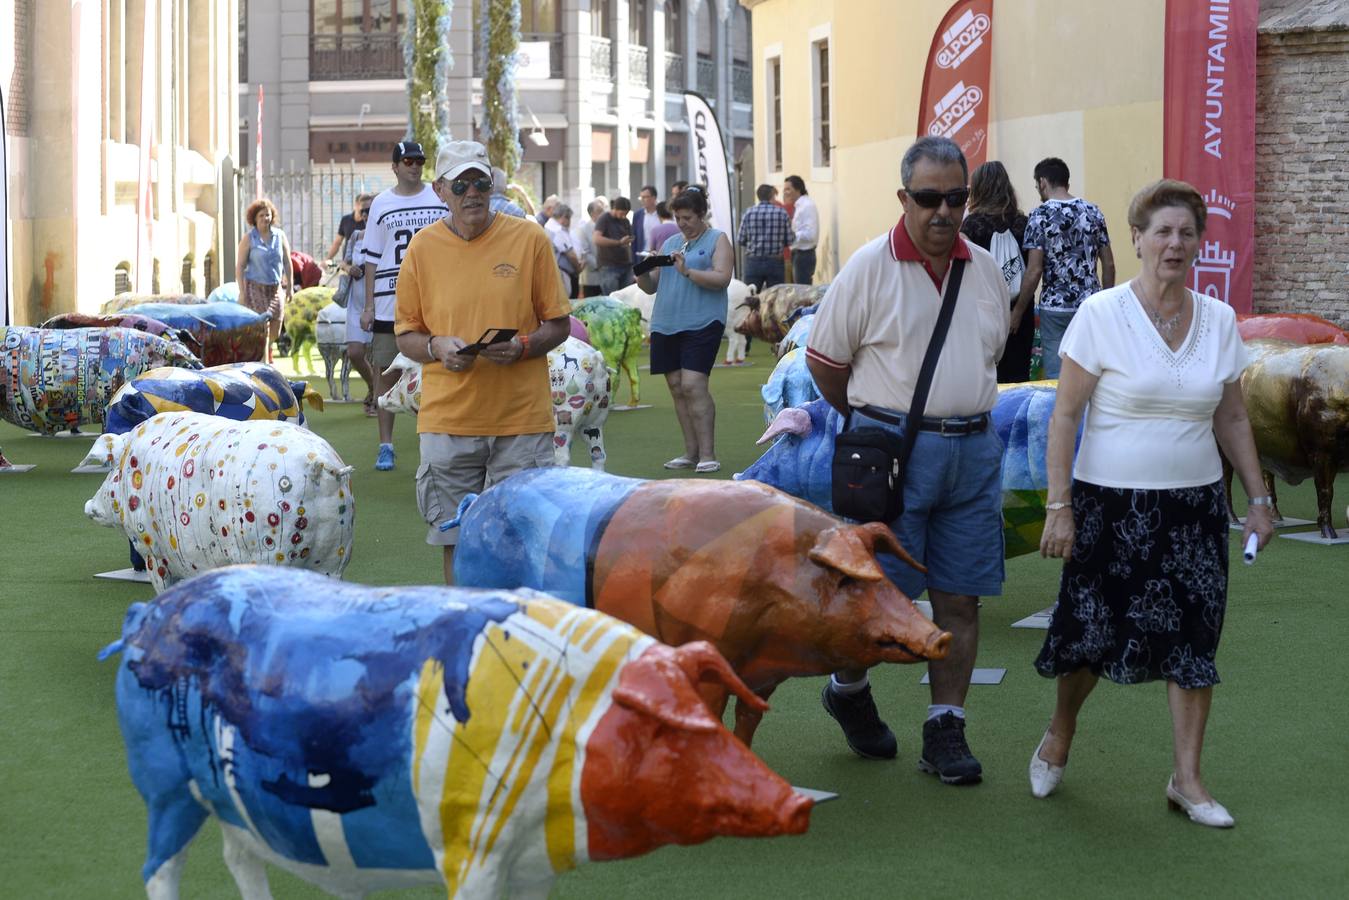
[1030,179,1273,828]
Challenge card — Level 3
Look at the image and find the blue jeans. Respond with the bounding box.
[1037,307,1077,379]
[744,256,786,292]
[848,409,1006,600]
[599,265,634,296]
[792,248,817,285]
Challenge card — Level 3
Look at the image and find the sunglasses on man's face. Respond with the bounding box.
[399,157,426,167]
[358,207,371,216]
[449,176,494,196]
[906,188,970,209]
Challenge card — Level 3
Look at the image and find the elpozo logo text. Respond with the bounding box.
[929,82,984,139]
[936,11,990,69]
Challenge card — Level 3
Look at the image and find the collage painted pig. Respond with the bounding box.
[103,567,812,899]
[83,411,354,592]
[448,467,951,744]
[571,297,643,406]
[736,283,829,344]
[99,361,323,438]
[0,326,201,435]
[101,293,205,315]
[119,301,270,366]
[1229,340,1349,537]
[40,312,204,358]
[206,281,240,304]
[381,338,611,468]
[315,301,352,400]
[1237,313,1348,346]
[738,385,1077,560]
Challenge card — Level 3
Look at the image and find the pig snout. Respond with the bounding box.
[85,492,114,526]
[872,605,952,663]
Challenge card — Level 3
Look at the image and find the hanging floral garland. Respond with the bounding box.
[404,0,454,168]
[480,0,522,179]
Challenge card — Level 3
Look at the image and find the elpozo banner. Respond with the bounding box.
[916,0,993,170]
[1163,0,1258,314]
[683,91,734,239]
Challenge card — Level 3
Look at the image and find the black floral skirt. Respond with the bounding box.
[1034,479,1229,689]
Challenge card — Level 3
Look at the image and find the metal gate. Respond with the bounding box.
[233,161,393,261]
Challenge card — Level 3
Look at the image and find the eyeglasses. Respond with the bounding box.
[358,208,371,216]
[449,175,494,196]
[399,157,426,167]
[905,188,970,209]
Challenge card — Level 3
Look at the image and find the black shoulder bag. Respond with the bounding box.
[831,258,966,522]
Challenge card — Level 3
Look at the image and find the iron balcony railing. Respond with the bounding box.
[309,32,405,81]
[696,55,715,97]
[628,44,650,88]
[732,61,751,103]
[591,36,614,81]
[664,52,685,89]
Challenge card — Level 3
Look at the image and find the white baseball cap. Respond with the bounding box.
[435,141,491,182]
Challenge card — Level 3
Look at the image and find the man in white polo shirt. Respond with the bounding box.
[806,136,1009,786]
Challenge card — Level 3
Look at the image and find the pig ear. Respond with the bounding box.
[674,641,769,714]
[80,432,128,469]
[856,522,927,574]
[612,683,721,733]
[808,526,887,582]
[756,407,813,445]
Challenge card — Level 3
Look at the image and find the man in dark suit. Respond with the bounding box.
[631,185,659,255]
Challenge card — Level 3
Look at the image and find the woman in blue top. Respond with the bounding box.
[635,185,734,473]
[235,198,293,360]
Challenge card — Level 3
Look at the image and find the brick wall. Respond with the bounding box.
[1254,28,1349,327]
[5,0,31,136]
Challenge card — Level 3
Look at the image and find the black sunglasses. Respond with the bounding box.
[358,207,371,216]
[906,188,970,209]
[449,175,494,196]
[399,157,426,167]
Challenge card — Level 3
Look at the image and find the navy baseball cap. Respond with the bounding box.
[392,140,426,162]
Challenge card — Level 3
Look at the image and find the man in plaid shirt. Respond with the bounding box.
[738,184,795,291]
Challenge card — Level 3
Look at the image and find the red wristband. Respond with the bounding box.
[518,334,531,358]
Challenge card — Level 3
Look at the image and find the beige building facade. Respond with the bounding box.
[3,0,239,325]
[740,0,1166,286]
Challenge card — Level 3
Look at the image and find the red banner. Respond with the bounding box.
[1163,0,1259,313]
[916,0,994,170]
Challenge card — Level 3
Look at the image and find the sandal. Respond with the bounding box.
[695,460,721,473]
[363,395,378,417]
[663,456,697,469]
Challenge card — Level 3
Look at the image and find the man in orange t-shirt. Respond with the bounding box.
[395,140,572,583]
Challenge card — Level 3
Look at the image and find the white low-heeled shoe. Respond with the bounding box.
[1166,776,1235,828]
[1028,730,1065,798]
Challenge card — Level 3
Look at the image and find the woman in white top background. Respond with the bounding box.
[1031,180,1273,828]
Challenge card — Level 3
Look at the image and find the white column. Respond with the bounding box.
[563,0,593,209]
[651,1,666,193]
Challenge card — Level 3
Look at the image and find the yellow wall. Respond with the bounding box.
[744,0,1166,281]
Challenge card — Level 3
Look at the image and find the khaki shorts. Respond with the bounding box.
[416,432,556,545]
[370,331,400,368]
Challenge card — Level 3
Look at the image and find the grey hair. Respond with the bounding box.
[901,137,968,188]
[586,198,608,216]
[552,204,573,220]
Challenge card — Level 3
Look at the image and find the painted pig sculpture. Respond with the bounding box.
[381,336,612,468]
[40,311,204,358]
[103,566,812,899]
[736,283,829,344]
[571,297,643,406]
[1237,313,1348,346]
[0,326,201,435]
[739,386,1076,560]
[278,285,335,373]
[83,411,354,591]
[448,467,952,744]
[101,293,206,315]
[609,279,756,363]
[315,301,352,400]
[1226,340,1349,537]
[119,301,271,366]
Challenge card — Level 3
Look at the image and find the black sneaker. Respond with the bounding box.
[821,682,898,760]
[919,713,983,784]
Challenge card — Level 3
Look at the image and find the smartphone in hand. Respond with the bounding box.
[456,328,519,356]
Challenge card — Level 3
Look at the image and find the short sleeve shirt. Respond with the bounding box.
[395,214,571,436]
[361,184,447,321]
[1022,198,1111,310]
[594,212,633,268]
[1062,285,1248,488]
[806,219,1010,417]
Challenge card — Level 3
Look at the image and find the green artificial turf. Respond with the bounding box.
[2,339,1346,898]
